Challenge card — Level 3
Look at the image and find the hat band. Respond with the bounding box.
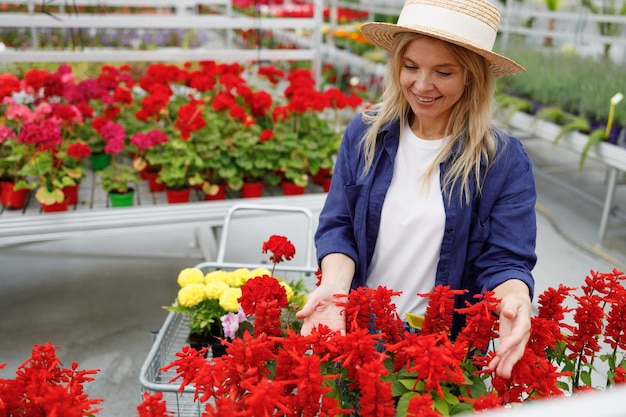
[396,3,497,50]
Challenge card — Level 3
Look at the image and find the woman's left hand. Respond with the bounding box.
[488,282,532,379]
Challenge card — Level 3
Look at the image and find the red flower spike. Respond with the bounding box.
[405,393,443,417]
[613,366,626,384]
[455,291,499,354]
[567,293,605,362]
[604,285,626,350]
[419,285,467,335]
[136,392,173,417]
[0,342,102,417]
[356,359,396,417]
[537,284,575,320]
[332,326,386,383]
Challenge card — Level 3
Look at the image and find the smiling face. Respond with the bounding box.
[399,36,467,139]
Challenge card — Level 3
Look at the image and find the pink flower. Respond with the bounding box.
[0,126,16,143]
[130,129,168,151]
[221,308,247,339]
[5,101,34,123]
[104,136,125,154]
[17,120,62,149]
[98,120,126,143]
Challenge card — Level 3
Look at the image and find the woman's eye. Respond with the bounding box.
[403,64,417,70]
[437,71,452,77]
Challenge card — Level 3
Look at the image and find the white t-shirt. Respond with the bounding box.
[366,122,448,320]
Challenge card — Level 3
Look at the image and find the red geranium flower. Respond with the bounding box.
[262,234,296,264]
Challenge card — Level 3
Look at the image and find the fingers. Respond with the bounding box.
[295,300,315,319]
[487,293,532,379]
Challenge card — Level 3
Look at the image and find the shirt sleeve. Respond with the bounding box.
[474,135,537,300]
[314,115,365,269]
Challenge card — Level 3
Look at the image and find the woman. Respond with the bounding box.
[296,0,537,380]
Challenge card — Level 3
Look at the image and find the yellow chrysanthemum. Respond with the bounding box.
[219,287,242,313]
[228,268,253,287]
[204,269,231,284]
[205,280,230,300]
[279,281,294,302]
[249,267,272,278]
[177,283,207,307]
[177,268,205,288]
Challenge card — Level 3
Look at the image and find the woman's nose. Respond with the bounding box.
[412,73,432,91]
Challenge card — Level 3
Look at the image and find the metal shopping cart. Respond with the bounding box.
[138,204,319,416]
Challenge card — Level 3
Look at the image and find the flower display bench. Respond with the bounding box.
[504,111,626,246]
[0,183,328,261]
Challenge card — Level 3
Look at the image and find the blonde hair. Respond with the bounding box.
[361,32,501,204]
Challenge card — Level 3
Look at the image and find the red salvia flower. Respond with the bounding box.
[603,284,626,351]
[528,316,565,356]
[537,283,574,322]
[613,366,626,384]
[466,392,504,412]
[419,285,467,335]
[221,332,277,390]
[455,291,499,354]
[335,285,404,343]
[355,359,395,417]
[332,326,385,383]
[581,269,625,298]
[488,347,570,403]
[136,392,173,417]
[0,343,102,417]
[567,293,604,363]
[159,345,210,394]
[405,393,442,417]
[284,349,337,415]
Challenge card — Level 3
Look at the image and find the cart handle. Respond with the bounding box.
[215,203,316,270]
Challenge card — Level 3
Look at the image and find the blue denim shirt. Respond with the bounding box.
[315,115,537,330]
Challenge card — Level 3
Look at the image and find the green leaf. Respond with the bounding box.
[579,129,606,171]
[433,394,451,416]
[580,370,593,387]
[449,402,474,415]
[35,187,65,204]
[395,392,418,417]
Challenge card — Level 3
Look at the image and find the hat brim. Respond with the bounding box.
[360,22,525,78]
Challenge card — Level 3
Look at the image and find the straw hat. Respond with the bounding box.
[360,0,525,77]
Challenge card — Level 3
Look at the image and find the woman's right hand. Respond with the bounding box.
[295,253,355,335]
[295,283,347,335]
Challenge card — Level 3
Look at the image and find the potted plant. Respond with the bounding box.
[99,160,140,207]
[144,135,204,204]
[166,234,307,358]
[0,126,31,209]
[226,126,279,197]
[165,266,263,358]
[10,115,87,212]
[271,79,361,193]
